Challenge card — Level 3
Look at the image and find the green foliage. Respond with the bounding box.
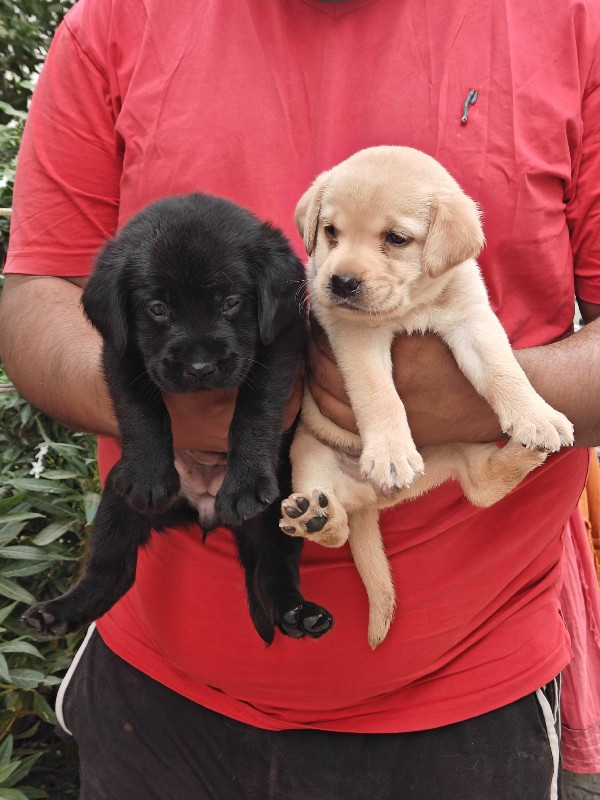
[0,1,76,117]
[0,376,99,798]
[1,2,96,795]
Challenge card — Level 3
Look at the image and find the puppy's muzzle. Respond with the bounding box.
[329,273,362,299]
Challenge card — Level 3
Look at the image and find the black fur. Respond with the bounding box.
[21,194,332,644]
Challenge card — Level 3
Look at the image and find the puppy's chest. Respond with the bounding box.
[389,306,441,337]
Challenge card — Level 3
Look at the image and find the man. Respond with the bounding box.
[1,0,599,796]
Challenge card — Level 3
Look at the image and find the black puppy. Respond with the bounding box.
[22,194,332,643]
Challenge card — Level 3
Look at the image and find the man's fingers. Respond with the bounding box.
[307,373,359,434]
[307,337,349,402]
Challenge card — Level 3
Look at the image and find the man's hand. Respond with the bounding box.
[166,367,303,452]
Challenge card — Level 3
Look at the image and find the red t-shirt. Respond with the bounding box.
[6,0,599,732]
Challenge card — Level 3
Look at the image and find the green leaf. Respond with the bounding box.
[83,492,101,523]
[0,736,13,770]
[14,789,47,800]
[3,753,42,788]
[0,579,34,604]
[0,525,28,546]
[0,514,43,525]
[0,602,18,626]
[0,563,56,579]
[0,495,26,514]
[6,753,42,788]
[0,788,30,800]
[0,654,10,683]
[0,546,60,561]
[0,640,43,659]
[7,669,45,690]
[0,761,21,785]
[32,693,56,725]
[31,522,72,546]
[0,101,27,120]
[38,470,79,481]
[40,676,61,687]
[6,479,68,495]
[19,405,32,427]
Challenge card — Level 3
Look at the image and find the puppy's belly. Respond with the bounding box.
[173,450,228,529]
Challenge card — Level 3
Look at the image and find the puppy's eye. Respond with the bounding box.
[147,301,169,320]
[386,231,411,246]
[222,295,241,314]
[324,224,336,238]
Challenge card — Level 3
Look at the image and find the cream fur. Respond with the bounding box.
[281,146,573,648]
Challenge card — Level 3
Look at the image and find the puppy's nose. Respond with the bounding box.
[185,361,217,378]
[330,274,361,298]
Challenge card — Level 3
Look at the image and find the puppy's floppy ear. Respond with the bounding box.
[251,222,306,346]
[422,192,485,277]
[294,170,331,255]
[81,235,131,356]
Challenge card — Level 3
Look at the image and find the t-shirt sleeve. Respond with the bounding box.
[4,8,122,277]
[567,46,600,305]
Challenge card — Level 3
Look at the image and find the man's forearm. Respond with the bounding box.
[0,274,118,436]
[515,316,600,447]
[397,320,600,447]
[308,313,600,448]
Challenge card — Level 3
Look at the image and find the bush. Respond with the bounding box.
[1,3,94,795]
[1,3,94,796]
[0,366,99,798]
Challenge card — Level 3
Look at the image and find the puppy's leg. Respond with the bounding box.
[215,323,305,526]
[449,441,548,507]
[345,443,546,648]
[22,465,151,636]
[280,423,364,548]
[347,507,396,649]
[235,509,333,644]
[324,321,424,491]
[232,429,333,644]
[442,306,574,452]
[104,343,180,513]
[370,442,547,509]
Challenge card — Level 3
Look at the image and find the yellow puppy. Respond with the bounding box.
[280,146,573,648]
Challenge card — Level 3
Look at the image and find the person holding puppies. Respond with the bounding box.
[1,0,600,797]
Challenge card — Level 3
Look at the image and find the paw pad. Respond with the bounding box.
[279,490,349,548]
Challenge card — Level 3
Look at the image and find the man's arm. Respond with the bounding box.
[307,305,600,448]
[0,274,118,435]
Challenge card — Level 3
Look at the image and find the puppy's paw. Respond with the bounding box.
[280,490,349,548]
[502,403,574,452]
[113,459,180,513]
[215,470,279,526]
[276,601,333,639]
[460,441,549,508]
[21,599,81,637]
[359,440,424,493]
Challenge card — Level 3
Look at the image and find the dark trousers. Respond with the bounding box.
[59,628,561,800]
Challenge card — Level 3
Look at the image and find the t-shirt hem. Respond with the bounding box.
[574,281,600,306]
[3,252,95,277]
[96,620,571,734]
